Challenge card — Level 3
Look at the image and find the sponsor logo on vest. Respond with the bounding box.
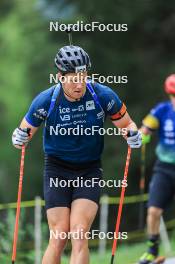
[60,115,71,121]
[107,100,115,111]
[72,105,85,112]
[86,100,95,110]
[59,107,70,114]
[97,111,104,119]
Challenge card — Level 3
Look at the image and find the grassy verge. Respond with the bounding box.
[1,240,175,264]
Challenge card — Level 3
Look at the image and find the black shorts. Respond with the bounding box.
[148,159,175,209]
[43,155,103,210]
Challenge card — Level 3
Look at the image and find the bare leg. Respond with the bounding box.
[147,206,163,235]
[70,199,98,264]
[42,207,70,264]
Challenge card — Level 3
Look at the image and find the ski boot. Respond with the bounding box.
[139,253,165,264]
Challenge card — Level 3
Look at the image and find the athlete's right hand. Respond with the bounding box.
[12,128,30,148]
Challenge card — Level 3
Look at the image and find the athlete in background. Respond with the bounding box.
[139,74,175,264]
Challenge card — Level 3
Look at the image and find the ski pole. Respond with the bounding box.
[11,127,31,264]
[138,144,146,230]
[110,146,132,264]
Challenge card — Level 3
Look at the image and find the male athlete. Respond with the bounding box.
[139,74,175,264]
[12,45,141,264]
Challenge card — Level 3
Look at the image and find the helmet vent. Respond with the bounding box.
[80,50,85,64]
[71,60,76,66]
[63,60,68,65]
[82,55,85,64]
[66,52,71,57]
[77,59,81,65]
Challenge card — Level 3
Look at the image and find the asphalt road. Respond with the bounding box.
[132,257,175,264]
[165,258,175,264]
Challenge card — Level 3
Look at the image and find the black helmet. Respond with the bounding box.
[54,45,91,73]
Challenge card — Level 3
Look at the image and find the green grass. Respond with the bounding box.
[1,241,175,264]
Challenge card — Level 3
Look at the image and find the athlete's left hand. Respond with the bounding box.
[127,130,142,148]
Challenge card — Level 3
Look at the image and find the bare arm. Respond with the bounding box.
[112,112,138,134]
[112,112,142,148]
[19,118,39,137]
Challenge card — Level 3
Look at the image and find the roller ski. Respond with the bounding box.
[139,252,165,264]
